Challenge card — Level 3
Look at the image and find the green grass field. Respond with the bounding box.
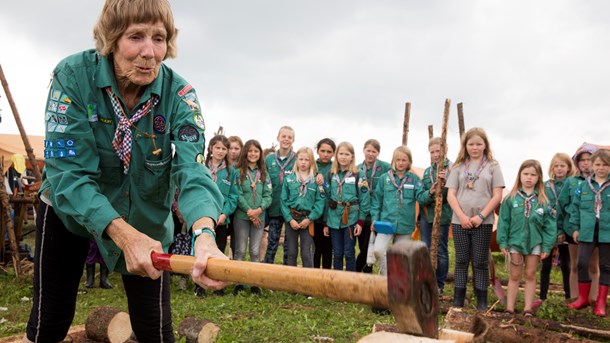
[1,225,609,342]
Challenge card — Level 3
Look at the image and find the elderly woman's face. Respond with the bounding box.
[114,21,167,87]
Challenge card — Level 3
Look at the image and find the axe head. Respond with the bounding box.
[387,240,438,338]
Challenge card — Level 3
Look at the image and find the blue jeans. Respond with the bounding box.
[420,218,449,291]
[330,226,357,271]
[264,216,288,264]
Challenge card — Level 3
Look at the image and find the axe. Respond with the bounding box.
[152,240,438,338]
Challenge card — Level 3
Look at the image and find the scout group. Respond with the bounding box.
[172,125,610,318]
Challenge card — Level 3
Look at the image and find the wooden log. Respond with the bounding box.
[177,317,220,343]
[428,125,434,139]
[443,307,601,343]
[402,102,411,146]
[85,307,133,343]
[430,99,450,271]
[457,103,465,138]
[359,331,452,343]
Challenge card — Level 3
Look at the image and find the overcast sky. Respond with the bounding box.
[1,1,609,181]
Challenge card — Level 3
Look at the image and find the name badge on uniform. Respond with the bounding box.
[345,177,356,184]
[222,179,231,185]
[403,184,414,189]
[284,170,292,175]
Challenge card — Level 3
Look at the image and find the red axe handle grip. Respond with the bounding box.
[151,252,388,308]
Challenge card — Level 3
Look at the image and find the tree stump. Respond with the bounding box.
[85,307,133,343]
[177,317,220,343]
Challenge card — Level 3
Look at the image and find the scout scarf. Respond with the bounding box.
[207,160,226,182]
[106,88,159,174]
[463,156,488,190]
[587,177,610,218]
[334,171,353,195]
[362,160,378,193]
[298,174,312,197]
[517,190,537,218]
[246,168,261,202]
[388,170,408,204]
[547,179,565,207]
[274,151,296,185]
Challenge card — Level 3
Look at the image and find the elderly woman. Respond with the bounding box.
[22,0,228,342]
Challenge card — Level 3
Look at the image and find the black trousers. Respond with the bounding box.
[355,220,373,273]
[26,201,174,343]
[540,244,571,299]
[578,222,610,286]
[313,221,332,269]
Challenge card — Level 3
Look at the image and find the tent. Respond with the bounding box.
[0,133,45,174]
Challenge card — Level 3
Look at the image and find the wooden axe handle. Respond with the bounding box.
[151,252,389,308]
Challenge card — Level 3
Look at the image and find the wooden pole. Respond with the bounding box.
[0,158,22,275]
[428,125,434,139]
[457,102,465,138]
[0,64,42,181]
[430,99,450,271]
[402,102,411,146]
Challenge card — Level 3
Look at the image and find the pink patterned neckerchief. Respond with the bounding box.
[274,150,295,186]
[517,190,537,218]
[334,170,353,195]
[463,156,488,190]
[105,87,159,174]
[587,176,610,218]
[388,170,408,204]
[547,178,566,207]
[207,160,226,182]
[298,174,312,197]
[362,160,378,193]
[246,167,261,202]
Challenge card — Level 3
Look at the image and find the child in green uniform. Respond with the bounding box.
[558,143,600,302]
[497,160,556,316]
[281,147,325,267]
[535,153,575,307]
[314,138,336,269]
[234,140,272,294]
[324,142,371,271]
[357,139,391,273]
[419,137,453,293]
[264,126,296,264]
[226,135,243,259]
[567,149,610,316]
[371,146,431,276]
[198,134,239,296]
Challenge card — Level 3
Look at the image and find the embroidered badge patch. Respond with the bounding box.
[87,103,98,122]
[56,139,65,148]
[50,89,61,101]
[67,148,77,157]
[99,117,113,125]
[47,101,58,113]
[57,104,69,114]
[193,113,205,130]
[66,139,75,147]
[57,115,68,125]
[178,125,200,142]
[153,115,166,134]
[178,84,193,97]
[196,153,205,164]
[60,95,71,104]
[182,93,199,111]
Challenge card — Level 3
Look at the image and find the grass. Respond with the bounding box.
[2,225,610,342]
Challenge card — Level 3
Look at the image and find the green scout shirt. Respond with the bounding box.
[324,170,371,229]
[40,49,223,273]
[315,159,332,223]
[557,175,586,236]
[235,167,273,222]
[496,191,556,255]
[371,171,430,235]
[358,159,391,221]
[266,151,296,217]
[280,174,325,223]
[419,160,453,225]
[567,177,610,243]
[209,163,239,224]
